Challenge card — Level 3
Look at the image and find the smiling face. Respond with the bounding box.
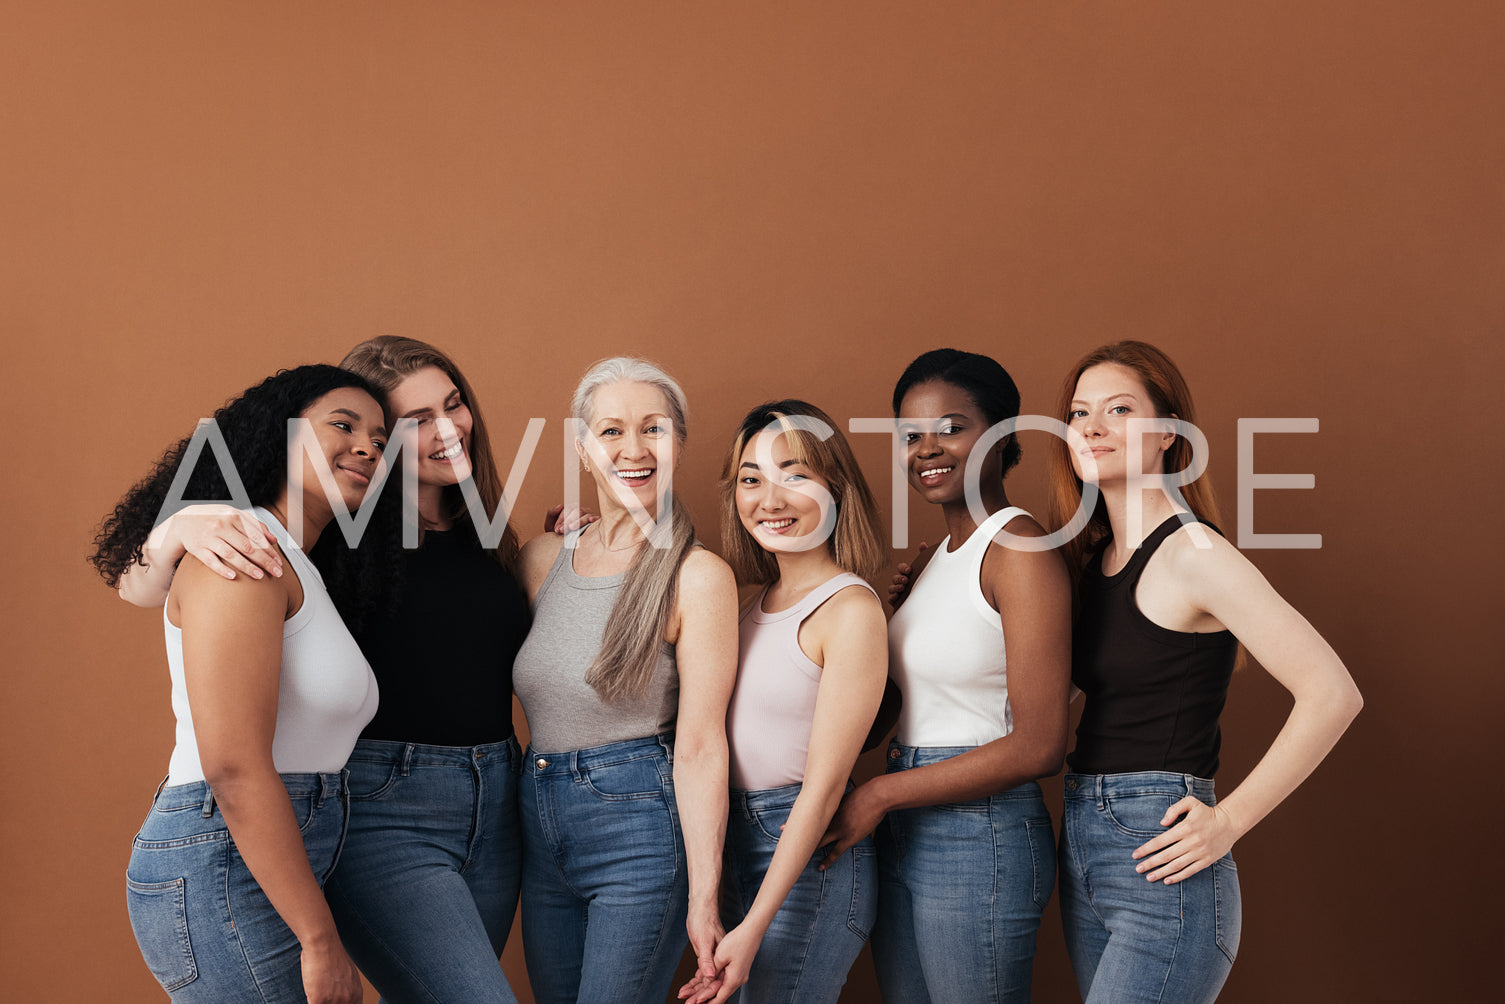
[1066,362,1175,484]
[579,380,680,515]
[897,379,1004,504]
[735,429,834,555]
[386,365,474,488]
[296,386,388,513]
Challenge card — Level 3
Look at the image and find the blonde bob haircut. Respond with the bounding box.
[720,399,885,585]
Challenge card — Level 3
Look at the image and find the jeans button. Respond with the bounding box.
[535,758,550,770]
[888,748,901,760]
[1065,778,1078,791]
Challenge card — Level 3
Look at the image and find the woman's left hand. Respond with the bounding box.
[679,921,761,1004]
[817,780,886,871]
[1131,796,1241,884]
[681,903,726,1002]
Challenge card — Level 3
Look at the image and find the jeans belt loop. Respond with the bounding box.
[1094,774,1106,809]
[400,742,415,777]
[200,785,216,818]
[657,732,675,764]
[570,750,583,782]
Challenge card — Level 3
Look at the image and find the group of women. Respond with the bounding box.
[91,336,1361,1004]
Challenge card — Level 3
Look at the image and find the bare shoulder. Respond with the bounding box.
[172,548,291,617]
[678,546,736,595]
[985,512,1066,577]
[1160,521,1251,579]
[819,581,885,624]
[518,533,566,597]
[991,510,1049,544]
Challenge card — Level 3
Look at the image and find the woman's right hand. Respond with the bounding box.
[300,940,363,1004]
[158,503,283,581]
[887,541,928,609]
[544,503,599,535]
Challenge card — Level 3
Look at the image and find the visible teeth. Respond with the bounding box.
[761,519,794,530]
[430,442,463,460]
[920,466,954,478]
[616,469,652,480]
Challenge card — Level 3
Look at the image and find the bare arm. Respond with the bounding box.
[668,550,740,989]
[690,586,887,1004]
[174,557,360,1003]
[1130,531,1362,883]
[118,505,282,606]
[516,532,566,605]
[821,522,1072,867]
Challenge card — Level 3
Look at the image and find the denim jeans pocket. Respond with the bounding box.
[934,796,991,813]
[1213,857,1241,964]
[1025,817,1056,911]
[581,755,667,801]
[344,759,400,801]
[125,876,198,992]
[1102,791,1181,838]
[845,843,878,940]
[749,807,786,844]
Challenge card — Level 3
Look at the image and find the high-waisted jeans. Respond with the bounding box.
[723,782,877,1004]
[323,736,522,1004]
[1060,771,1242,1003]
[125,772,348,1002]
[520,733,688,1004]
[873,742,1056,1004]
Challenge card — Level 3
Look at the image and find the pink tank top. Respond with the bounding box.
[727,572,876,791]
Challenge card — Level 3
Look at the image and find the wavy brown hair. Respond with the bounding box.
[1046,340,1223,577]
[340,336,520,569]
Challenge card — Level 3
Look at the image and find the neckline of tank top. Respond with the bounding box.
[749,571,868,623]
[560,525,629,588]
[1092,512,1211,587]
[933,505,1032,558]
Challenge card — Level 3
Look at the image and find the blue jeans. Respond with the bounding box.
[873,742,1055,1004]
[520,734,688,1004]
[1060,771,1242,1003]
[723,783,877,1004]
[324,737,522,1004]
[125,772,347,1002]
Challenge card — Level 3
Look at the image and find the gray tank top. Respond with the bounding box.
[513,529,679,753]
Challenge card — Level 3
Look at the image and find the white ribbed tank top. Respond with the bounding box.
[887,506,1030,747]
[726,573,876,791]
[163,507,379,784]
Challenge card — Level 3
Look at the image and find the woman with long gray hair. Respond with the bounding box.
[512,357,739,1004]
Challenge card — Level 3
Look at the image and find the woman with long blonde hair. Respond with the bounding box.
[512,357,739,1004]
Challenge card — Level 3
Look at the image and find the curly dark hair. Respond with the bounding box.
[89,364,401,633]
[892,348,1025,479]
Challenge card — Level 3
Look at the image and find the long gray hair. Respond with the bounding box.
[572,357,697,703]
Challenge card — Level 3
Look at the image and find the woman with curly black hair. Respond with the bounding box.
[115,338,539,1002]
[91,364,393,1003]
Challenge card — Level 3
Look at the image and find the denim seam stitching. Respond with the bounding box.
[325,877,444,1003]
[1151,880,1185,1004]
[620,787,684,1004]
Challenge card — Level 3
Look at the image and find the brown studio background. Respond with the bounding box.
[3,2,1501,1001]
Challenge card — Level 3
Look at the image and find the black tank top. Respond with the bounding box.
[1068,515,1237,778]
[355,527,530,746]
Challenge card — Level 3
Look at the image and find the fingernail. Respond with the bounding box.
[251,570,263,579]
